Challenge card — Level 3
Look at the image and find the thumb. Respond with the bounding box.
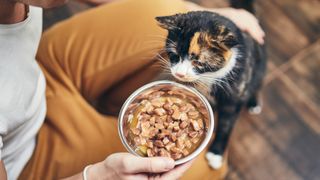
[161,159,194,180]
[118,154,175,173]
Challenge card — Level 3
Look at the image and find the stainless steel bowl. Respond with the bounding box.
[118,80,214,165]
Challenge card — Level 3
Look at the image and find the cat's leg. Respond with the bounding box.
[206,104,241,169]
[247,93,262,114]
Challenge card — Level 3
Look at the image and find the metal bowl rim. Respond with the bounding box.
[118,80,214,165]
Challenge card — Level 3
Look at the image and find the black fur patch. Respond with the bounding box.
[156,11,267,157]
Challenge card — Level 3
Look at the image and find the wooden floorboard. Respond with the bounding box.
[41,0,320,179]
[255,0,310,66]
[285,41,320,110]
[228,76,320,180]
[273,0,320,42]
[250,78,320,179]
[228,115,303,180]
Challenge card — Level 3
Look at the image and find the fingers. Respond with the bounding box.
[160,160,195,180]
[244,23,265,45]
[105,153,193,179]
[248,20,265,44]
[126,156,175,173]
[110,153,175,174]
[240,10,265,44]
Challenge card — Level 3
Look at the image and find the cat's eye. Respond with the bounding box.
[168,52,180,64]
[189,53,199,60]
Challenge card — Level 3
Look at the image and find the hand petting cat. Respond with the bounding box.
[213,7,265,44]
[185,1,265,45]
[76,0,266,44]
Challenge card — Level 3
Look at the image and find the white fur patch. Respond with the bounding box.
[171,58,198,82]
[206,152,223,169]
[170,48,240,86]
[249,105,262,114]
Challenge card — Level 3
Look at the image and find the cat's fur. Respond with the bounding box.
[155,7,266,169]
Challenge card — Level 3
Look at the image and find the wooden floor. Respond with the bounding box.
[43,0,320,179]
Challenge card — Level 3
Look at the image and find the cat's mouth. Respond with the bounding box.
[170,60,199,82]
[172,73,199,82]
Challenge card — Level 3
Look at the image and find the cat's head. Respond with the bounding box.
[156,11,242,83]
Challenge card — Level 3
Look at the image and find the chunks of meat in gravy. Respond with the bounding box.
[125,87,208,160]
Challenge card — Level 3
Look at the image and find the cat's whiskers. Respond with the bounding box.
[156,61,170,71]
[199,70,235,83]
[193,80,216,100]
[167,40,178,47]
[143,40,176,48]
[153,59,169,67]
[139,46,170,64]
[197,75,231,95]
[156,53,169,64]
[194,80,210,91]
[145,35,177,45]
[155,53,171,72]
[206,78,227,89]
[165,47,177,52]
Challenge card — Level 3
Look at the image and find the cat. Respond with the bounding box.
[155,5,267,169]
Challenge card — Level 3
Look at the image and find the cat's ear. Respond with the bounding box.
[155,15,180,30]
[222,33,238,47]
[213,26,239,48]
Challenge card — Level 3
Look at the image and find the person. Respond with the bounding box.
[0,0,265,179]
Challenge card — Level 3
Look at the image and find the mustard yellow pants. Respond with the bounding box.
[19,0,227,179]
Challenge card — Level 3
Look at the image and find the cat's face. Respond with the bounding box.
[156,12,240,83]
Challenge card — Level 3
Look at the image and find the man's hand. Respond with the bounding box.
[214,8,265,44]
[87,153,193,180]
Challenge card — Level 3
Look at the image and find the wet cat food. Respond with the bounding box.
[123,86,209,160]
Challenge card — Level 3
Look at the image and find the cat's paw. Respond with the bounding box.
[206,152,223,169]
[248,105,262,115]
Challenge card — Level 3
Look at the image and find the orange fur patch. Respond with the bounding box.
[189,32,201,55]
[189,31,233,66]
[223,50,233,62]
[202,33,212,45]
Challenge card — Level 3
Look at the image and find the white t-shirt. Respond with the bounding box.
[0,6,46,179]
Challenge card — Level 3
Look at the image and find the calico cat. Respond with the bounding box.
[155,7,266,169]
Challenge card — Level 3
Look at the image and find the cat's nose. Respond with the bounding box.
[175,73,185,78]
